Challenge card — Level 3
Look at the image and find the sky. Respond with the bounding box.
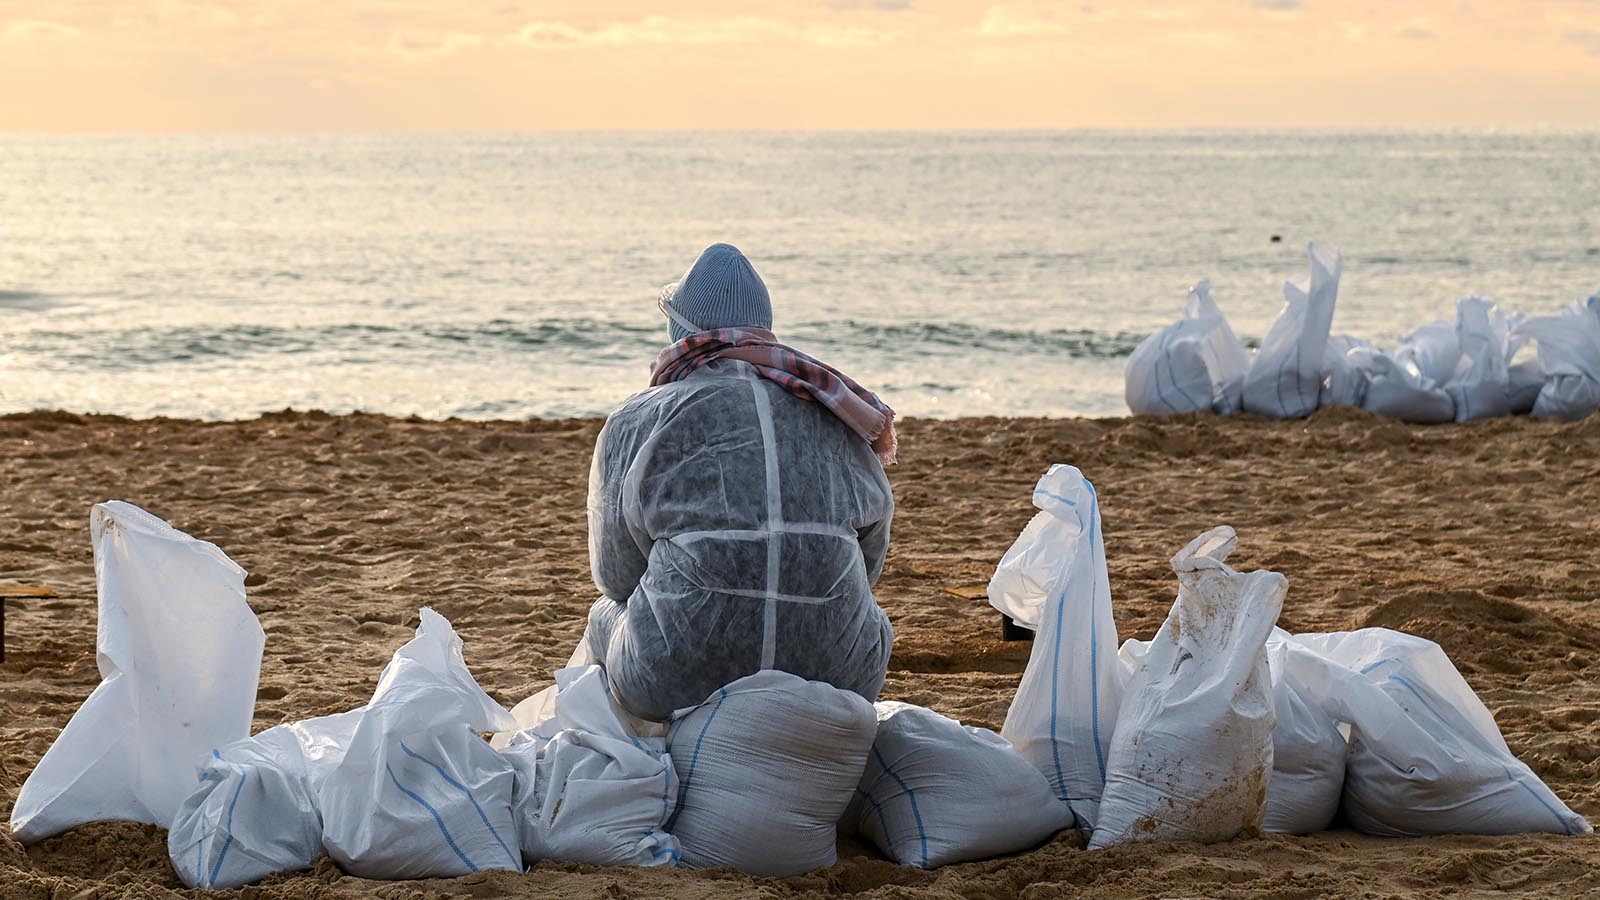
[3,1,1600,130]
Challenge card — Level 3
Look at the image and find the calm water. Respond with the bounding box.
[2,131,1597,420]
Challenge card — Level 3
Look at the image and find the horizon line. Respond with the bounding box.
[5,124,1600,137]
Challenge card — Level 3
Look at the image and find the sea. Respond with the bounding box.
[2,131,1597,421]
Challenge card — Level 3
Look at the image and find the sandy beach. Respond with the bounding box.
[3,408,1599,899]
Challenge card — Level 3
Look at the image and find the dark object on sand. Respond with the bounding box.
[1271,234,1283,243]
[0,585,56,663]
[1001,614,1033,642]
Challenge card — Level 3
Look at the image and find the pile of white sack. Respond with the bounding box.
[8,501,1072,885]
[1125,241,1600,423]
[10,493,1589,887]
[990,466,1591,845]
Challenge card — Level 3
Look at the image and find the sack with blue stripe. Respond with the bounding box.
[1369,297,1517,423]
[665,670,877,876]
[1443,296,1516,422]
[1241,241,1342,419]
[1283,628,1591,837]
[994,465,1121,832]
[1090,526,1284,849]
[1355,345,1456,423]
[502,665,680,868]
[166,710,361,889]
[847,702,1072,868]
[1516,291,1600,421]
[319,609,523,879]
[1320,334,1378,409]
[1124,280,1250,416]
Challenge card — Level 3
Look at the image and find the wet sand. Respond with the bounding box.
[2,408,1598,899]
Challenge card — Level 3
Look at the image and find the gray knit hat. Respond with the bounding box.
[659,243,773,342]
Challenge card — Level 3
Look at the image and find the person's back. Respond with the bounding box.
[580,243,897,720]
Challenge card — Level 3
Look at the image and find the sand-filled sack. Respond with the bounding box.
[1356,348,1457,423]
[1091,526,1285,849]
[665,670,877,876]
[9,501,264,844]
[1241,241,1342,419]
[1261,633,1348,834]
[1117,630,1348,838]
[997,465,1121,832]
[1364,297,1522,423]
[1286,628,1592,838]
[319,609,522,879]
[849,702,1072,868]
[1444,296,1515,422]
[503,666,679,868]
[1123,280,1250,416]
[1516,291,1600,421]
[167,711,360,889]
[1320,334,1378,408]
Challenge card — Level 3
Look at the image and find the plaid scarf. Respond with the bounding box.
[649,327,898,465]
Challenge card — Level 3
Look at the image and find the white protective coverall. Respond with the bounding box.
[583,357,895,721]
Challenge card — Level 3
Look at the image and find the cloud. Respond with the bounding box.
[110,1,245,30]
[386,29,485,61]
[1251,0,1303,9]
[1397,26,1435,39]
[2,19,83,40]
[977,5,1070,38]
[502,15,898,50]
[506,17,784,48]
[810,23,900,46]
[827,0,914,9]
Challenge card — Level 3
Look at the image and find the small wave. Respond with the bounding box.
[0,289,54,310]
[8,317,1153,366]
[7,318,669,367]
[1358,254,1474,268]
[433,319,661,350]
[795,319,1147,359]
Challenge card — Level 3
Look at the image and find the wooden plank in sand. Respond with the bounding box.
[0,585,57,663]
[942,584,1034,641]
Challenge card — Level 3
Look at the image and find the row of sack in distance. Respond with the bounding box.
[4,500,1075,886]
[1125,241,1600,423]
[989,464,1591,846]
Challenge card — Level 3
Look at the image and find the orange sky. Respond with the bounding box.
[3,1,1599,130]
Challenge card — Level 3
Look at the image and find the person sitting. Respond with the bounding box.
[580,242,898,721]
